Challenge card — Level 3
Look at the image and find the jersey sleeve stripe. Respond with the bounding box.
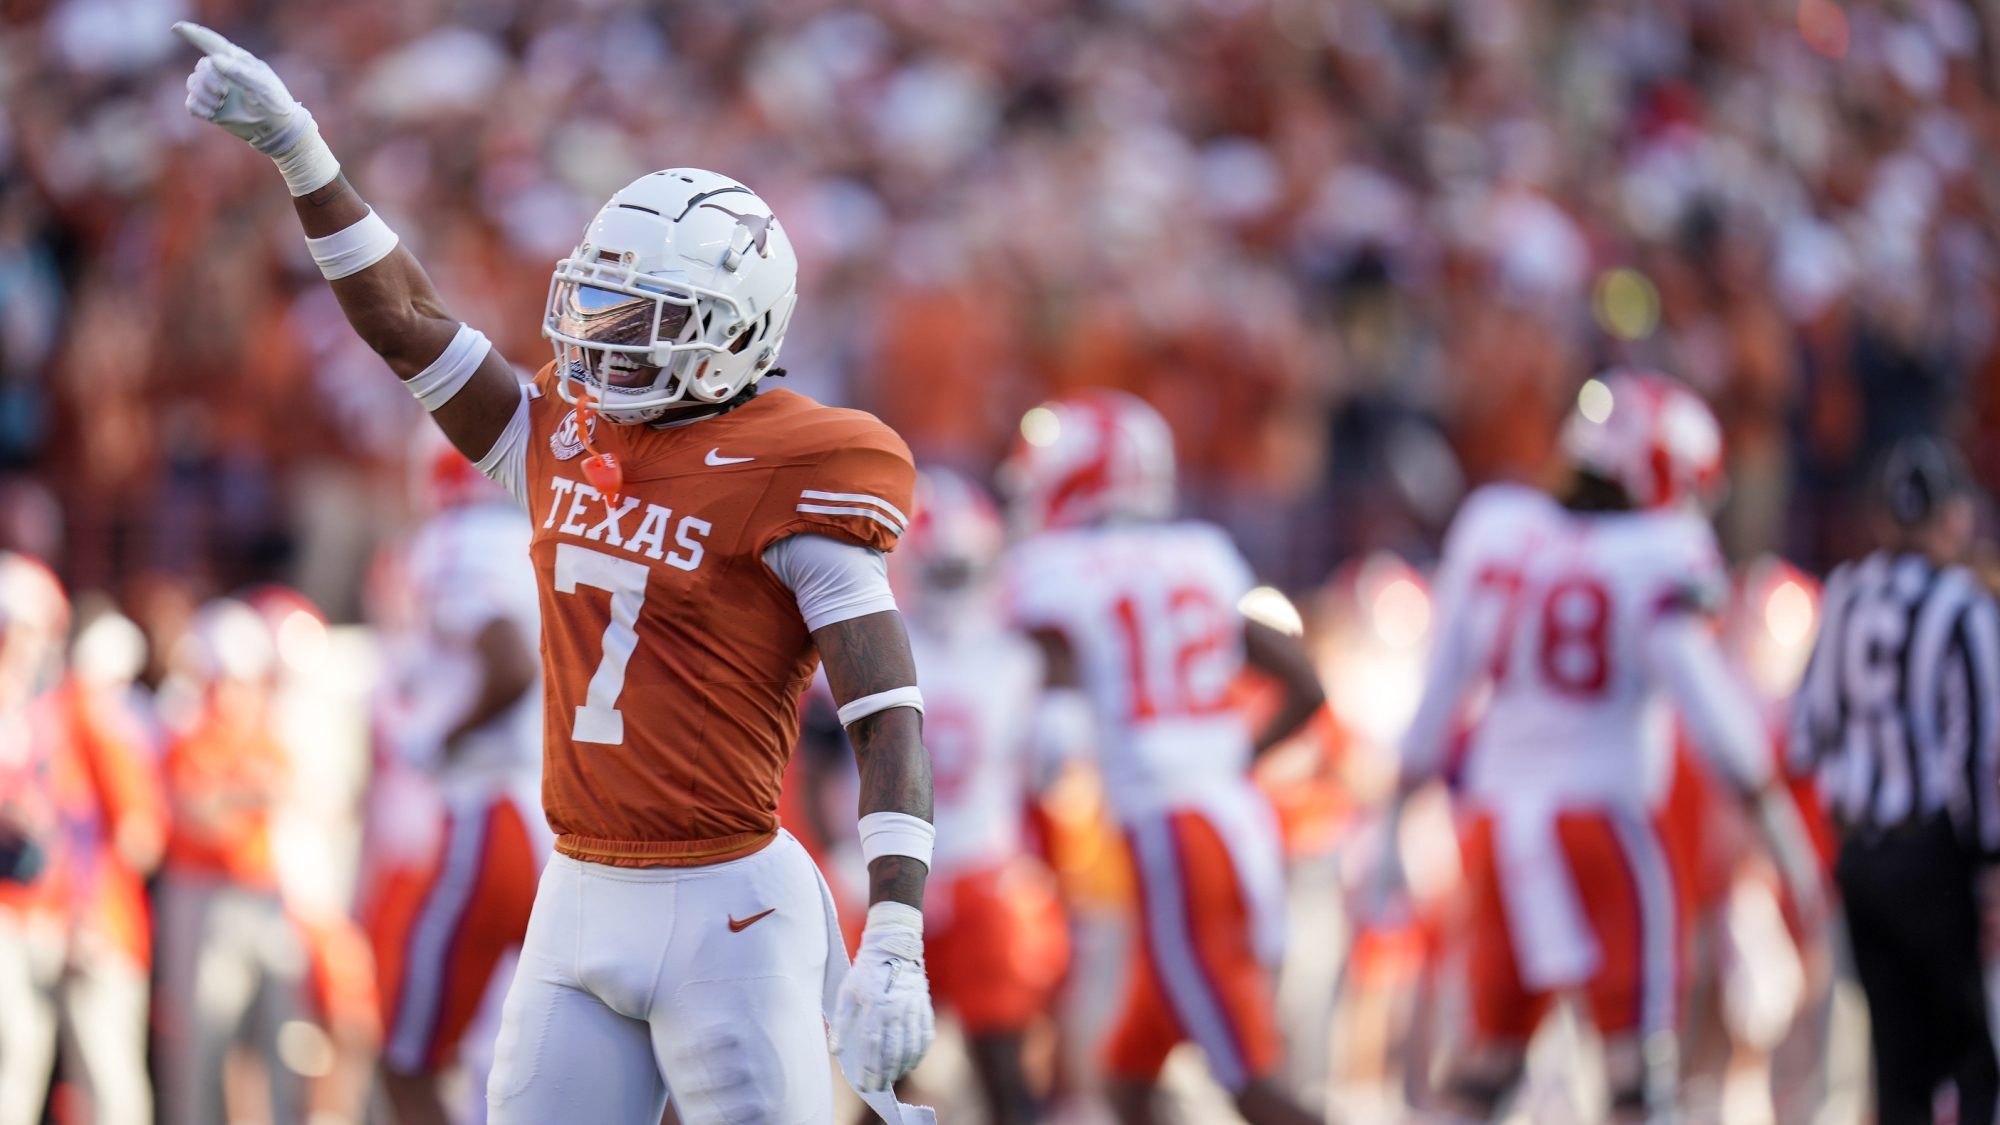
[795,503,905,533]
[798,490,909,528]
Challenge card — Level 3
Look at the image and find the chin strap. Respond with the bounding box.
[573,389,625,507]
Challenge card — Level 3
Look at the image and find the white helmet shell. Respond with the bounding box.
[544,169,799,424]
[1560,369,1724,511]
[1001,390,1177,535]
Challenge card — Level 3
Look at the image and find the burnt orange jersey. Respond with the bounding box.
[518,368,913,867]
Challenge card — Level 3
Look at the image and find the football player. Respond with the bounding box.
[889,469,1069,1124]
[0,554,74,1125]
[175,23,937,1123]
[153,598,306,1125]
[1392,371,1822,1123]
[1000,391,1328,1125]
[366,444,546,1124]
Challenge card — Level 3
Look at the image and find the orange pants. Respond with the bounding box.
[1105,809,1281,1092]
[927,858,1069,1035]
[367,793,539,1074]
[1460,807,1683,1043]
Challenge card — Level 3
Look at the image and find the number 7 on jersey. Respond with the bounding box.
[554,544,648,744]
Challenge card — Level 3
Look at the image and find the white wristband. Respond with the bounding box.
[838,686,923,727]
[405,325,493,412]
[305,209,398,280]
[269,110,340,197]
[863,900,924,938]
[858,811,935,869]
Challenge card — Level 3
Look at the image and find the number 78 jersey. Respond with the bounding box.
[1003,521,1256,818]
[1408,484,1729,808]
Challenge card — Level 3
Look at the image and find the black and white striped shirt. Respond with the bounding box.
[1792,550,2000,855]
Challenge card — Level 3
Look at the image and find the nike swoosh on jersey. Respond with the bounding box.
[706,449,756,466]
[727,907,776,932]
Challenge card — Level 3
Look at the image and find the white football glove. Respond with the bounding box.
[831,902,935,1091]
[172,21,338,196]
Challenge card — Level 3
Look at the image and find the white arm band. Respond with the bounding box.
[405,324,493,412]
[858,811,935,868]
[304,208,398,279]
[838,686,924,727]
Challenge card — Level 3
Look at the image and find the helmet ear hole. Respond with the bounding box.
[729,311,770,355]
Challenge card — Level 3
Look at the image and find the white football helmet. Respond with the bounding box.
[544,169,799,424]
[893,468,1004,616]
[172,598,276,686]
[1559,369,1723,511]
[1000,389,1176,535]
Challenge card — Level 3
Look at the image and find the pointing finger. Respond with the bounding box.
[172,21,243,60]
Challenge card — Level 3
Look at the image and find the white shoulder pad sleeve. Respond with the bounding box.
[763,533,899,632]
[474,386,533,511]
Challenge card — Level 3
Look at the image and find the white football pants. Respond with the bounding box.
[0,911,62,1125]
[153,874,308,1125]
[486,830,836,1125]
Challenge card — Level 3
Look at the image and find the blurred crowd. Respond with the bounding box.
[0,0,1997,1121]
[2,0,1999,612]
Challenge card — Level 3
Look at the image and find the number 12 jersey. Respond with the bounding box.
[1004,520,1256,819]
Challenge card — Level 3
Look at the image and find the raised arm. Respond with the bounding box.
[173,22,519,462]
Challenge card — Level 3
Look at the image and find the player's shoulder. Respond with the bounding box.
[738,390,912,465]
[1149,517,1238,553]
[999,529,1099,621]
[736,390,915,552]
[1585,508,1725,614]
[1599,506,1720,566]
[1151,518,1254,581]
[1443,482,1559,556]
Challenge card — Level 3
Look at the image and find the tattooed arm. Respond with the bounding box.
[813,609,933,908]
[815,607,937,1091]
[291,176,521,460]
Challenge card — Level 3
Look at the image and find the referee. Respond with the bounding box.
[1794,435,2000,1124]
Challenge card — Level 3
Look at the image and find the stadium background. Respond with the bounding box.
[9,0,1995,608]
[1,0,1995,1121]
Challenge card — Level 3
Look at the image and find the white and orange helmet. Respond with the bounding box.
[1559,369,1724,511]
[413,430,505,513]
[1001,389,1176,536]
[543,169,799,424]
[173,598,277,687]
[895,468,1005,598]
[0,552,69,698]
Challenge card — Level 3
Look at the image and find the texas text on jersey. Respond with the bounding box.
[505,367,914,867]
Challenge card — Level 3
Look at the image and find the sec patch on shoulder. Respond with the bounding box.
[550,408,594,461]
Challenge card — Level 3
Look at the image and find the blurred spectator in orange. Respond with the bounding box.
[44,606,165,1124]
[0,553,72,1125]
[153,598,308,1125]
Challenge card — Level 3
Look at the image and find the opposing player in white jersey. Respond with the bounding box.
[367,444,547,1125]
[1394,371,1820,1123]
[889,469,1067,1124]
[1001,391,1327,1125]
